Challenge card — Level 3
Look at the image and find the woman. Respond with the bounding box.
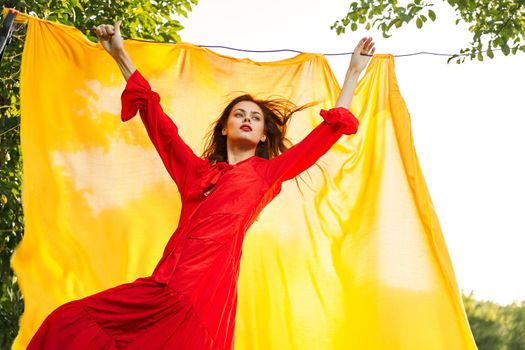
[27,20,375,350]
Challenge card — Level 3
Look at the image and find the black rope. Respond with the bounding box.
[125,38,498,58]
[0,16,506,138]
[198,45,503,57]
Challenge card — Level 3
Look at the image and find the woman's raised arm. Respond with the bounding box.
[336,37,375,108]
[92,21,205,195]
[92,21,136,81]
[260,37,375,185]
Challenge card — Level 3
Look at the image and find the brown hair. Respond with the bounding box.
[201,93,317,164]
[201,94,326,195]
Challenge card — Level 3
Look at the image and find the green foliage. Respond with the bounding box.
[331,0,525,63]
[20,0,198,42]
[0,0,196,347]
[0,11,24,350]
[462,291,525,349]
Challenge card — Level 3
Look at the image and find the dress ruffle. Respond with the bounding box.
[120,70,161,122]
[27,277,221,350]
[319,107,359,135]
[198,162,235,197]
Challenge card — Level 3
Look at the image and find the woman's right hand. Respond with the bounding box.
[92,21,124,57]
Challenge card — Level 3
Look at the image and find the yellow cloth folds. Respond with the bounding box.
[10,10,477,350]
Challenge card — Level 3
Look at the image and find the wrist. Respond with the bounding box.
[346,68,361,79]
[112,48,128,61]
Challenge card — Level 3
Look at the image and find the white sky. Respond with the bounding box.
[178,0,525,305]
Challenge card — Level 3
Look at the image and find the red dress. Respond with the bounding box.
[27,70,359,350]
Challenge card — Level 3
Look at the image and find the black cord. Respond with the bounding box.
[114,37,499,58]
[80,27,491,58]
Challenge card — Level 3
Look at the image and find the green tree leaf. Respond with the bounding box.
[487,46,494,58]
[477,51,483,61]
[331,0,525,63]
[428,9,436,21]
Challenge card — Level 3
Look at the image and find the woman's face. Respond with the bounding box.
[222,101,266,148]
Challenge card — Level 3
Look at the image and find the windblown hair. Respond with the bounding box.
[201,94,318,164]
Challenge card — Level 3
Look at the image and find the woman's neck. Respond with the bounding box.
[226,148,256,165]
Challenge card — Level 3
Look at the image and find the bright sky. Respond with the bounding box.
[178,0,525,305]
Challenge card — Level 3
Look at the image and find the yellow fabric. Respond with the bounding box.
[10,10,477,350]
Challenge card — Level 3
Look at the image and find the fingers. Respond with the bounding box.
[91,24,116,40]
[106,24,115,36]
[360,36,375,56]
[363,37,372,50]
[101,24,114,37]
[115,20,122,36]
[92,25,105,39]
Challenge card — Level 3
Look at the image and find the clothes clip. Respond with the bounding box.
[0,9,18,65]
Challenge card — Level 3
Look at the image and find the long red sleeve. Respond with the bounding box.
[121,70,204,194]
[262,107,359,184]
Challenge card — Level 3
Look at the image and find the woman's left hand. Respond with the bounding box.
[348,37,375,74]
[335,37,376,108]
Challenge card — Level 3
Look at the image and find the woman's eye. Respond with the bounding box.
[253,116,261,121]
